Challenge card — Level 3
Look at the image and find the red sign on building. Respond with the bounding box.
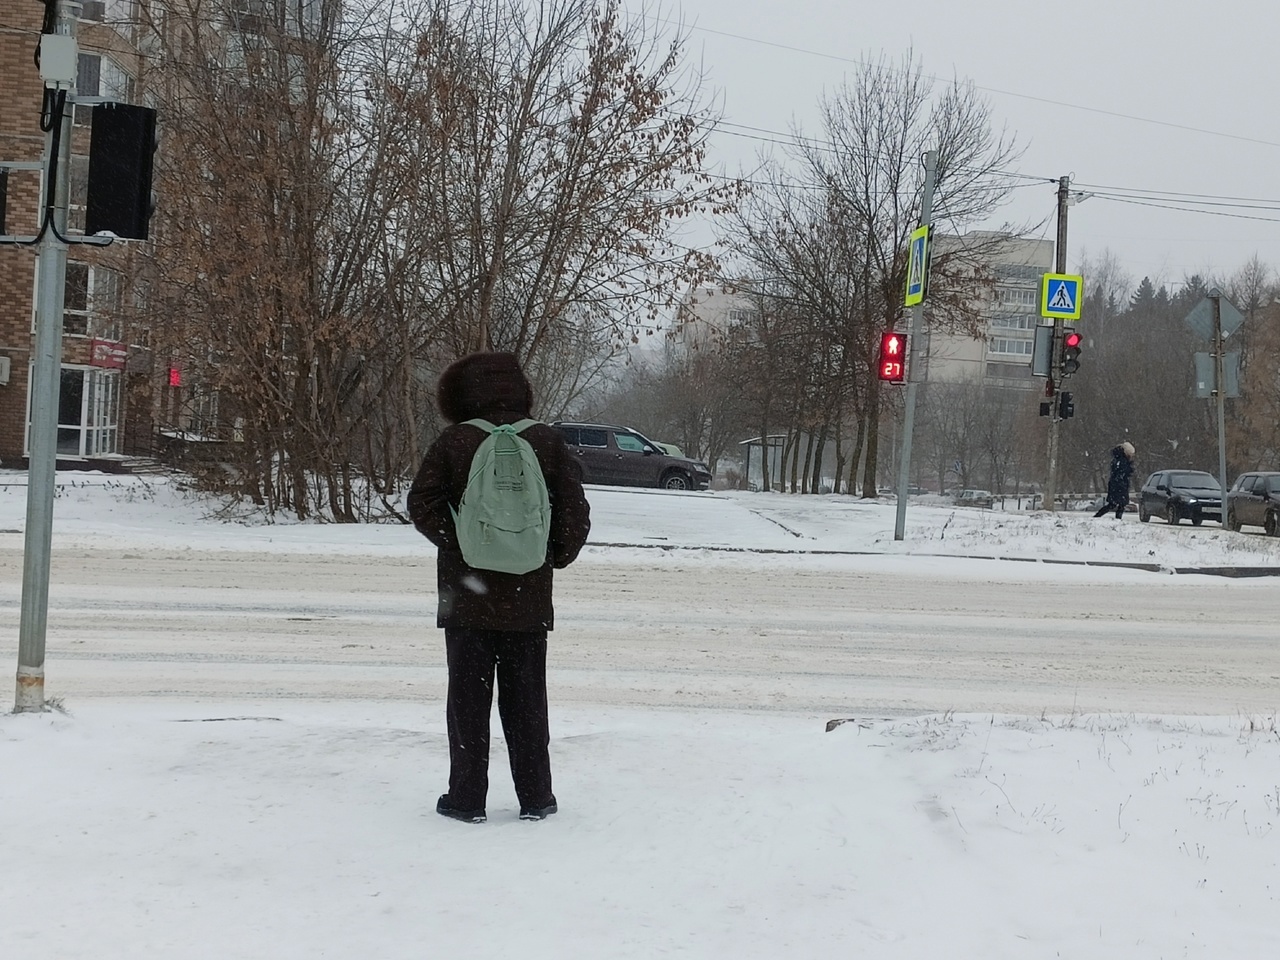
[89,338,128,370]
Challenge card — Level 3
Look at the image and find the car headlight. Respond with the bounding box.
[1184,497,1197,504]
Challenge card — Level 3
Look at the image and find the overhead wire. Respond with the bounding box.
[665,17,1280,151]
[60,6,1280,241]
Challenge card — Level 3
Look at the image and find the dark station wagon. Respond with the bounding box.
[1226,471,1280,536]
[552,421,712,491]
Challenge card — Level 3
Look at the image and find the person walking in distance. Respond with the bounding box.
[408,352,591,823]
[1094,442,1136,519]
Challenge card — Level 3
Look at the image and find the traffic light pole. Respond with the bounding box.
[15,0,81,712]
[894,149,937,541]
[1042,175,1070,513]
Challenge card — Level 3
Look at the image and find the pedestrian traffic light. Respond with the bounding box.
[878,331,906,383]
[85,103,158,240]
[1058,390,1075,419]
[1061,329,1082,376]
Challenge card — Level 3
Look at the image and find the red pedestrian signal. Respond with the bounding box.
[878,332,907,383]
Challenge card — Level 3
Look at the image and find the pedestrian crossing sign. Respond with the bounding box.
[1040,273,1083,320]
[904,224,930,307]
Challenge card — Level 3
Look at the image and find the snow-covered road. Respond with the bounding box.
[2,542,1274,715]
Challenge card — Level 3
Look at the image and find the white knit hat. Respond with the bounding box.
[1121,441,1135,457]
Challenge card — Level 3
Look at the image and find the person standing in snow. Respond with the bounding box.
[1093,441,1136,519]
[407,352,591,824]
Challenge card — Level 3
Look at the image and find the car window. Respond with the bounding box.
[1144,473,1162,490]
[556,426,580,445]
[1240,475,1258,492]
[1267,476,1280,494]
[578,428,608,447]
[1170,471,1219,489]
[614,432,646,453]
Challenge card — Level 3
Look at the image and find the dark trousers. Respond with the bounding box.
[1094,501,1124,519]
[444,627,553,810]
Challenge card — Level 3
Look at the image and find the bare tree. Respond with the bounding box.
[134,0,736,520]
[378,0,738,362]
[726,51,1022,496]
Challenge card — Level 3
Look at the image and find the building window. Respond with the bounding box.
[994,264,1044,283]
[66,155,89,231]
[989,312,1036,331]
[728,309,756,325]
[64,262,90,335]
[989,337,1034,357]
[80,1,136,23]
[75,53,135,124]
[92,267,122,339]
[61,263,122,339]
[994,286,1037,309]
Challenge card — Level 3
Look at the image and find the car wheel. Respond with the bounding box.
[1226,507,1240,532]
[660,471,691,491]
[1139,506,1150,523]
[1167,503,1180,525]
[1266,510,1279,538]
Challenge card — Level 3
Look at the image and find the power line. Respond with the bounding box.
[1073,181,1280,206]
[670,19,1280,151]
[1090,194,1280,225]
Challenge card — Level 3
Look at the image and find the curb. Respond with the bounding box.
[584,541,1280,578]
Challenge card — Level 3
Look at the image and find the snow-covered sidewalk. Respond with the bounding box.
[3,700,1278,958]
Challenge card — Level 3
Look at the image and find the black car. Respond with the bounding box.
[551,421,712,491]
[1137,470,1223,526]
[1226,471,1280,536]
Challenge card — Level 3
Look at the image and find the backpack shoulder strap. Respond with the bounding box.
[510,418,541,434]
[462,419,497,434]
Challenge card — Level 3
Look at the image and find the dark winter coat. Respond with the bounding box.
[1106,446,1135,506]
[407,353,591,632]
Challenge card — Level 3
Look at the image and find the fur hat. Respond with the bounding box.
[436,352,534,424]
[1121,441,1135,457]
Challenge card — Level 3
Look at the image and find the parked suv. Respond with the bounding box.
[551,422,711,490]
[1137,470,1223,525]
[1226,471,1280,536]
[955,489,994,508]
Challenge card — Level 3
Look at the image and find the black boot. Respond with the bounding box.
[519,796,558,821]
[436,794,486,823]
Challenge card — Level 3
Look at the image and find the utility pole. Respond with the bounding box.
[1212,292,1228,524]
[15,0,82,712]
[1042,175,1070,513]
[894,149,937,540]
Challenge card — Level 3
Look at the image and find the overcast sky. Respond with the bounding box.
[661,0,1280,293]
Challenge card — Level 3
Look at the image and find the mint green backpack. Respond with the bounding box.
[451,419,551,574]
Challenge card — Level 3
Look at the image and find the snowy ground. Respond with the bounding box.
[1,473,1278,958]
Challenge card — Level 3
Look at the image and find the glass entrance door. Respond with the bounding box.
[54,366,120,457]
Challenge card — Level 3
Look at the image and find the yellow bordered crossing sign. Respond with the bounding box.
[904,224,930,307]
[1040,273,1083,320]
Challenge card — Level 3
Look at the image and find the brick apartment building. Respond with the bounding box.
[0,2,154,468]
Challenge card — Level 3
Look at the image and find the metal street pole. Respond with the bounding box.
[16,0,81,712]
[1042,175,1070,513]
[1212,293,1228,523]
[894,149,937,540]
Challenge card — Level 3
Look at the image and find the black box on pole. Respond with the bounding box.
[85,103,157,241]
